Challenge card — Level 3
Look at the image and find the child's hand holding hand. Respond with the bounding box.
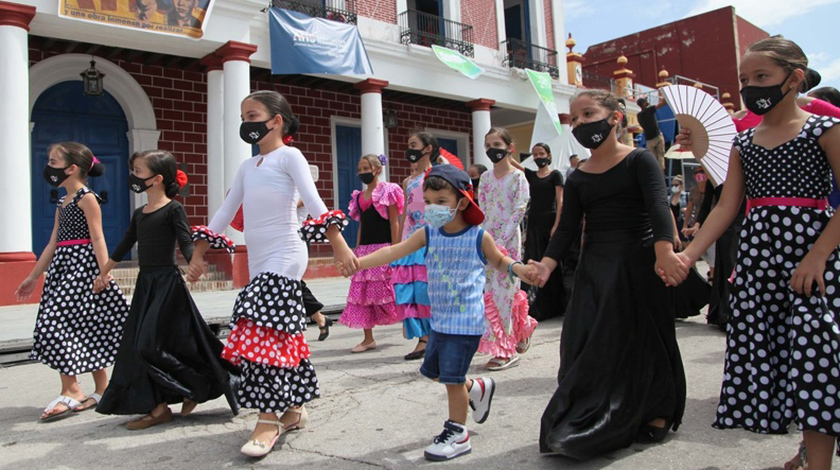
[526,260,552,288]
[92,276,106,293]
[655,250,689,286]
[187,258,207,283]
[517,264,539,286]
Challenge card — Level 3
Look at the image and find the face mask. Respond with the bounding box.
[128,174,156,193]
[486,148,508,164]
[425,203,457,229]
[358,172,375,185]
[534,158,551,168]
[671,185,680,194]
[572,118,614,149]
[406,148,425,163]
[43,165,70,187]
[740,72,793,116]
[239,118,275,145]
[471,178,480,189]
[695,174,707,183]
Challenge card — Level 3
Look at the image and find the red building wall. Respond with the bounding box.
[544,0,554,52]
[357,0,396,24]
[581,6,768,107]
[461,0,499,50]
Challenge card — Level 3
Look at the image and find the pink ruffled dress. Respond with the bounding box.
[340,182,405,329]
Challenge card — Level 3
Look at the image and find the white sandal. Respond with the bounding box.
[40,395,81,422]
[240,418,282,458]
[73,392,102,412]
[486,355,520,371]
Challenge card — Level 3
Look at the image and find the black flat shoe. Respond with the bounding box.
[318,317,332,341]
[404,349,425,360]
[635,420,674,444]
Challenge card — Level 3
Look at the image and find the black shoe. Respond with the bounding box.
[318,317,332,341]
[635,420,674,444]
[404,339,426,360]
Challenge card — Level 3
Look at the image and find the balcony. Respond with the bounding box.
[398,9,474,57]
[502,38,559,79]
[272,0,357,24]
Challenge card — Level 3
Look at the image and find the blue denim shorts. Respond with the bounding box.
[419,330,481,384]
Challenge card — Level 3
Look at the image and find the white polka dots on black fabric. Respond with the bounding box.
[237,359,320,413]
[230,272,307,334]
[714,115,840,439]
[30,188,130,376]
[226,271,318,413]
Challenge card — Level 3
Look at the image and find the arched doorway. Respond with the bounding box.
[31,81,130,256]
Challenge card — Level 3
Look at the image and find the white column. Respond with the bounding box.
[467,99,495,169]
[551,0,567,85]
[217,41,257,246]
[530,0,547,48]
[205,67,225,221]
[354,79,389,158]
[0,3,36,257]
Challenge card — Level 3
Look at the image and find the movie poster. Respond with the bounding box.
[59,0,215,39]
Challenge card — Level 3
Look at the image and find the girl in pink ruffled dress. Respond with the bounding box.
[478,127,537,370]
[341,154,405,352]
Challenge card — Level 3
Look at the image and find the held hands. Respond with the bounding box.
[92,274,114,293]
[334,247,360,278]
[682,224,699,238]
[655,250,690,287]
[791,252,827,297]
[187,257,208,283]
[525,260,551,288]
[14,277,37,302]
[515,263,539,286]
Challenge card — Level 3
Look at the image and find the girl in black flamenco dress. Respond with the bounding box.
[95,150,239,429]
[528,90,687,459]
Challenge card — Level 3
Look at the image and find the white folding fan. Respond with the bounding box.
[659,85,736,186]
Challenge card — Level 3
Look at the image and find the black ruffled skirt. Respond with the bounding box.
[540,232,686,459]
[672,267,710,319]
[524,211,566,320]
[97,266,240,415]
[706,215,743,329]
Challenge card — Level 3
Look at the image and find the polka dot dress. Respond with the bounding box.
[714,115,840,439]
[30,188,129,376]
[222,271,319,413]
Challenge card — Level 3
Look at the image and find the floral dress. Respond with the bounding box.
[477,169,537,357]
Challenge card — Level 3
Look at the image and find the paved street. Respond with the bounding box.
[0,277,836,470]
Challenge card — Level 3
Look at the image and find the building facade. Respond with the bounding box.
[0,0,573,305]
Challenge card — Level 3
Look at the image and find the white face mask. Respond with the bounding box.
[671,185,680,194]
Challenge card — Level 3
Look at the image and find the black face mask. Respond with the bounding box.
[128,174,156,194]
[534,158,551,168]
[239,118,275,145]
[486,148,508,164]
[43,165,70,187]
[572,118,614,149]
[406,148,425,163]
[471,178,480,189]
[740,72,793,116]
[358,172,375,185]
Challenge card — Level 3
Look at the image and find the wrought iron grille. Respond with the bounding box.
[272,0,357,24]
[502,38,559,78]
[398,9,474,57]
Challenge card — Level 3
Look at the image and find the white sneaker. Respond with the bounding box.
[468,377,495,424]
[424,420,471,461]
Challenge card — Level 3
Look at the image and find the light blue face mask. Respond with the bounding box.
[425,203,457,228]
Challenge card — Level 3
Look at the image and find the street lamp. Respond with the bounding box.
[81,56,105,96]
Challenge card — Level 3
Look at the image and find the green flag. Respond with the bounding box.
[432,45,484,79]
[525,69,562,136]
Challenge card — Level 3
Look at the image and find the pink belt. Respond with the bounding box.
[56,238,91,246]
[745,197,828,215]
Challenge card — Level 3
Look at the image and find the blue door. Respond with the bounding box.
[31,81,130,257]
[335,125,362,248]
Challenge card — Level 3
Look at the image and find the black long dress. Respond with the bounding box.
[97,201,239,415]
[523,168,565,320]
[539,149,686,459]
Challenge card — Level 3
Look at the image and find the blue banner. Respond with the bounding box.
[269,8,373,75]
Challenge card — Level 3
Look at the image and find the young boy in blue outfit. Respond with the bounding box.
[339,165,535,461]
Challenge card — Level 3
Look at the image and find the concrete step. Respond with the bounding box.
[112,262,233,297]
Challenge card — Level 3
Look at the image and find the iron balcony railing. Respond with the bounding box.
[502,38,559,78]
[398,9,474,57]
[272,0,357,24]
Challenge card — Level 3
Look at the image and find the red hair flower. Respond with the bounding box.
[283,135,295,145]
[176,170,189,188]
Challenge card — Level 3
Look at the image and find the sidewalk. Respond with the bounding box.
[0,276,352,347]
[0,309,819,470]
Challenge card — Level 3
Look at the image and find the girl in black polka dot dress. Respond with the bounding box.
[15,142,129,422]
[676,37,840,470]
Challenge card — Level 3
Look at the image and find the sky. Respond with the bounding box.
[563,0,840,92]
